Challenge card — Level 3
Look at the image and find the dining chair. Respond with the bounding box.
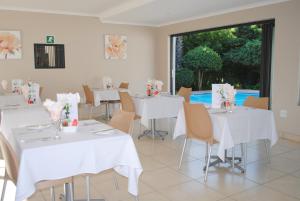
[244,96,270,161]
[119,92,142,135]
[177,87,192,102]
[83,84,112,119]
[109,111,135,135]
[82,111,136,201]
[0,133,73,201]
[82,85,96,119]
[119,82,129,89]
[244,96,269,110]
[178,102,218,181]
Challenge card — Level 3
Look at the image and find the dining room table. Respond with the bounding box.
[173,106,278,172]
[133,94,184,140]
[0,106,143,201]
[93,88,129,119]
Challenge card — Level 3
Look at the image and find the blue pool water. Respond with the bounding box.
[190,91,260,106]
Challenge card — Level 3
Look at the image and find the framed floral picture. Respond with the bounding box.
[104,34,127,60]
[0,31,22,60]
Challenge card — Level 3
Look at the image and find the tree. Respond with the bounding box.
[224,39,261,66]
[182,46,222,90]
[182,29,235,54]
[175,68,194,90]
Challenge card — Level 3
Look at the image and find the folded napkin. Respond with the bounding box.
[1,80,8,91]
[43,99,64,122]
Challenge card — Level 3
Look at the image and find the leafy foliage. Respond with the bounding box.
[182,46,222,89]
[224,39,261,66]
[175,68,194,90]
[177,24,262,90]
[182,46,222,72]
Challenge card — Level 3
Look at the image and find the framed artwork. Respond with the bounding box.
[0,31,22,60]
[105,34,127,60]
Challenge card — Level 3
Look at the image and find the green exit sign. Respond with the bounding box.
[46,36,55,44]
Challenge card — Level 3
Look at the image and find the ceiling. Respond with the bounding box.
[0,0,289,26]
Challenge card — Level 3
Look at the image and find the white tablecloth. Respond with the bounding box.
[0,106,52,155]
[0,94,26,107]
[133,95,184,127]
[0,107,142,201]
[93,88,129,107]
[173,106,278,160]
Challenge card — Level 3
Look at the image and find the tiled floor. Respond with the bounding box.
[1,116,300,201]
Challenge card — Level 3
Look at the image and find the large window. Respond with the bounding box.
[170,20,274,105]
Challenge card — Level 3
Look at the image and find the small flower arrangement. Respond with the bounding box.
[217,83,236,110]
[61,103,78,128]
[146,79,163,96]
[21,82,39,104]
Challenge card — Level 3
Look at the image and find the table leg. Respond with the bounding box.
[138,119,168,140]
[203,147,245,173]
[105,103,110,120]
[64,183,74,201]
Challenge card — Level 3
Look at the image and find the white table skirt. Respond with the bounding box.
[93,88,129,107]
[12,120,142,201]
[0,107,142,201]
[133,95,184,128]
[0,94,26,107]
[173,106,278,160]
[0,106,51,147]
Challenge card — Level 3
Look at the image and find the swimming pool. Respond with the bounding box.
[190,91,259,106]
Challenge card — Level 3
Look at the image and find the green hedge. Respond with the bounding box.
[176,68,194,90]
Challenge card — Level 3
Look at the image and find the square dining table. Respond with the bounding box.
[133,94,184,140]
[0,106,142,201]
[174,106,278,162]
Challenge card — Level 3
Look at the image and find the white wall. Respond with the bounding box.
[0,11,156,99]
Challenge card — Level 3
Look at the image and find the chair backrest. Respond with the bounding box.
[244,96,269,110]
[183,102,214,144]
[119,82,129,89]
[0,134,19,184]
[82,85,94,105]
[119,92,136,113]
[177,87,192,102]
[109,111,135,134]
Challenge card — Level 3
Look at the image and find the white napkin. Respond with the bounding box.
[43,99,64,121]
[1,80,8,91]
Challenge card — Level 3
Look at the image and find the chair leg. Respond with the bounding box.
[0,173,7,201]
[205,143,208,164]
[241,143,247,172]
[139,120,142,135]
[204,144,212,182]
[232,146,235,169]
[113,173,119,191]
[50,186,55,201]
[85,176,91,201]
[264,139,271,163]
[89,105,93,119]
[178,137,187,169]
